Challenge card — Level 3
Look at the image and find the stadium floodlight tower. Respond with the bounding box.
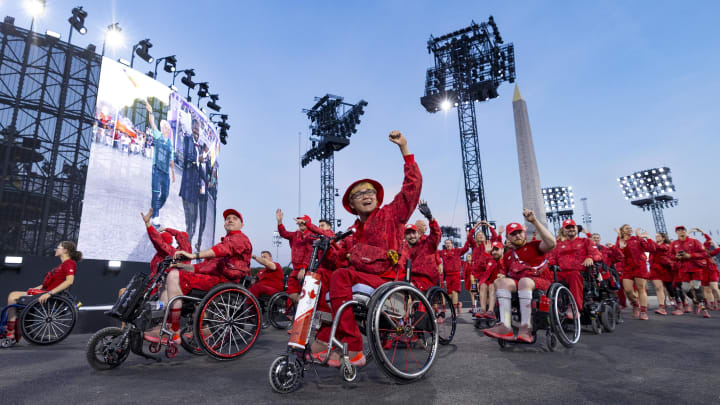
[542,186,575,234]
[421,16,516,230]
[301,94,368,231]
[617,167,677,235]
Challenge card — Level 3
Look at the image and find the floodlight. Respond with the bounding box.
[68,6,87,35]
[25,0,46,17]
[441,100,451,111]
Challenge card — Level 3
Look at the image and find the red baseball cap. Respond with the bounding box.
[675,225,686,231]
[506,222,524,235]
[342,178,384,215]
[296,215,311,224]
[562,219,577,228]
[404,224,418,233]
[223,208,243,222]
[160,232,173,244]
[491,241,504,250]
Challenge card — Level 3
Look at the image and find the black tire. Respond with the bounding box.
[548,284,581,348]
[590,317,602,335]
[268,355,303,394]
[545,330,558,352]
[194,283,261,361]
[498,338,507,348]
[20,295,77,345]
[367,282,438,382]
[426,288,456,345]
[179,315,204,355]
[268,293,295,330]
[86,327,129,371]
[600,304,617,333]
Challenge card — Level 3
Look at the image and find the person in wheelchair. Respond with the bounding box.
[250,251,285,299]
[277,210,316,306]
[439,231,472,314]
[548,219,602,317]
[309,130,421,368]
[3,241,81,346]
[400,201,441,292]
[145,208,251,344]
[472,241,504,319]
[484,209,556,342]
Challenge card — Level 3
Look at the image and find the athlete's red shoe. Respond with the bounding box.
[516,325,532,343]
[483,324,514,341]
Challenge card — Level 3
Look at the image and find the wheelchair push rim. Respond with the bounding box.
[427,288,456,345]
[268,293,295,330]
[20,296,76,345]
[549,284,581,347]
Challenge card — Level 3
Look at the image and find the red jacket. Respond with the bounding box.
[326,154,422,279]
[147,226,190,276]
[401,218,441,284]
[474,255,502,283]
[703,234,720,257]
[669,237,708,274]
[549,237,602,272]
[501,240,551,281]
[194,230,252,283]
[597,244,624,268]
[616,236,655,273]
[257,261,284,290]
[649,242,674,272]
[278,224,315,270]
[438,234,471,275]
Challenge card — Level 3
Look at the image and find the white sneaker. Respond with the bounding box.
[151,217,161,227]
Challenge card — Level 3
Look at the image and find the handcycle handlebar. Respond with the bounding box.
[333,228,355,243]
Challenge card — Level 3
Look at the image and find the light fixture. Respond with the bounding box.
[45,30,61,39]
[107,260,121,271]
[68,6,87,35]
[4,256,23,269]
[25,0,46,18]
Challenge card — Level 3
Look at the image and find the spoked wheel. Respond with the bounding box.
[20,296,77,345]
[86,327,130,370]
[367,282,438,382]
[179,315,204,355]
[268,293,295,330]
[600,304,617,332]
[268,355,303,393]
[426,288,456,345]
[548,284,581,348]
[194,284,262,360]
[545,330,559,352]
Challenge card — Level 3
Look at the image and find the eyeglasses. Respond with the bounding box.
[351,189,376,200]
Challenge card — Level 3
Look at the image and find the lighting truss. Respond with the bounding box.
[542,186,575,234]
[618,167,678,234]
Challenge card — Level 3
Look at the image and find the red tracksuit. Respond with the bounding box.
[474,255,502,285]
[669,237,707,283]
[649,242,674,282]
[316,154,422,352]
[702,234,720,284]
[549,237,602,309]
[179,230,252,294]
[278,224,315,295]
[616,236,655,280]
[439,233,471,293]
[249,261,285,297]
[147,226,191,277]
[501,240,552,291]
[401,218,442,292]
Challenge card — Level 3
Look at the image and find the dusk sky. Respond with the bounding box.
[6,1,720,265]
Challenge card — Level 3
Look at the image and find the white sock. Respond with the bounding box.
[518,290,532,327]
[497,289,512,328]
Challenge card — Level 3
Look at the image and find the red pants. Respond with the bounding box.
[249,281,282,298]
[702,269,719,285]
[178,272,227,295]
[316,268,389,352]
[678,271,702,283]
[556,271,584,309]
[287,268,304,295]
[445,273,461,293]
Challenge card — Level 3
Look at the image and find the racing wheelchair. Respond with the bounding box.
[0,289,80,347]
[489,266,581,351]
[268,230,439,393]
[580,263,621,334]
[86,257,262,370]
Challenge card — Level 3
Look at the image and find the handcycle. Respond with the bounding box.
[86,257,262,370]
[581,263,621,334]
[268,230,439,393]
[489,265,581,351]
[0,289,80,347]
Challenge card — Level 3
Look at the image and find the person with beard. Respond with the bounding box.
[401,200,441,292]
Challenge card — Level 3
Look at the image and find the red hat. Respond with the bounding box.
[506,222,524,235]
[675,225,686,231]
[160,231,173,244]
[404,224,418,233]
[342,178,384,215]
[296,215,311,224]
[223,208,243,222]
[491,241,504,250]
[562,219,577,228]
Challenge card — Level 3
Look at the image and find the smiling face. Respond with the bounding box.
[591,233,601,245]
[444,239,453,249]
[507,229,526,248]
[675,228,687,240]
[564,225,578,240]
[349,187,378,217]
[620,224,633,238]
[491,246,503,260]
[405,230,419,246]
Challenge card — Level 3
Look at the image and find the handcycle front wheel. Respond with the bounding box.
[268,355,303,394]
[86,327,130,371]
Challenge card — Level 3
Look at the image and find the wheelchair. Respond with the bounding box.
[580,264,621,334]
[254,274,295,330]
[0,290,80,347]
[489,266,581,351]
[425,285,456,345]
[269,231,439,393]
[86,257,262,370]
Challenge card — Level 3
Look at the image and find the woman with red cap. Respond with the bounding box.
[310,130,421,368]
[616,224,655,320]
[143,208,251,343]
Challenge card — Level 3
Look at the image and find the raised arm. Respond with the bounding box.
[386,131,422,225]
[524,208,556,253]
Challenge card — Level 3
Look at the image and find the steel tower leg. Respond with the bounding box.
[320,154,335,231]
[456,100,487,227]
[650,204,667,235]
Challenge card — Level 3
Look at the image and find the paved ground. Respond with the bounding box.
[1,309,718,405]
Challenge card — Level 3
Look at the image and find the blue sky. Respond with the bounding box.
[7,1,720,265]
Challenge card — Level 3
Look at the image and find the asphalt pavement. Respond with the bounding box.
[1,309,718,405]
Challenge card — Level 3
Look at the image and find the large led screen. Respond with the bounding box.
[78,57,219,261]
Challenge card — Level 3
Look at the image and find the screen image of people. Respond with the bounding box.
[78,57,220,261]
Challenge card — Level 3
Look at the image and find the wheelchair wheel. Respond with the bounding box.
[590,317,602,335]
[20,295,77,345]
[367,282,438,382]
[545,330,558,352]
[268,292,295,330]
[600,304,617,333]
[179,315,204,355]
[426,288,456,345]
[194,283,261,361]
[268,355,303,393]
[548,284,581,348]
[86,327,130,370]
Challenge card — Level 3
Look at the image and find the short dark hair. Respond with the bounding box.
[319,219,331,226]
[260,250,272,257]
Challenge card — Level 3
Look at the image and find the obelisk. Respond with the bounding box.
[512,84,548,232]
